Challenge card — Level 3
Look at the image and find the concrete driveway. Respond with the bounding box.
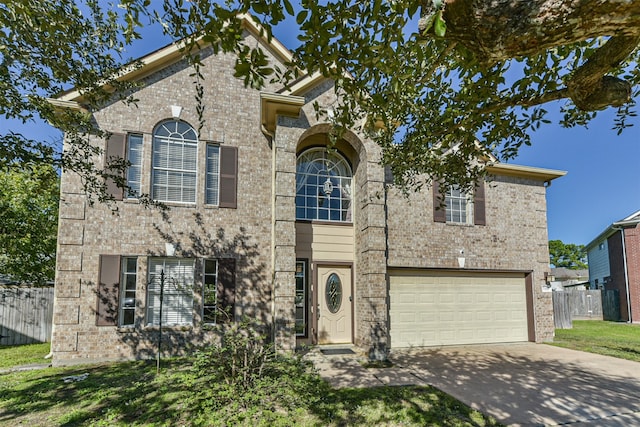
[310,343,640,426]
[392,343,640,426]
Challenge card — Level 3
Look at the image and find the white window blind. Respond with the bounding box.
[206,144,220,205]
[126,134,143,198]
[147,258,195,326]
[152,121,198,203]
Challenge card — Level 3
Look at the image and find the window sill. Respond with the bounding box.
[142,324,194,331]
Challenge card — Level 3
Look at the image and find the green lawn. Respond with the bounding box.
[0,344,502,427]
[552,320,640,362]
[0,342,50,369]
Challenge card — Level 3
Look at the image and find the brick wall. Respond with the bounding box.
[53,36,279,365]
[623,224,640,323]
[385,174,555,342]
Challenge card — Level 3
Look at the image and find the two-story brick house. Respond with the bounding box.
[50,18,565,365]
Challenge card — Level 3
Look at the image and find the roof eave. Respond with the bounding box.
[485,163,567,182]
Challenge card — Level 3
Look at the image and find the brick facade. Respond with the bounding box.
[386,175,556,342]
[52,26,561,365]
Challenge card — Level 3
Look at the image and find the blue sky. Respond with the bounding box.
[3,13,638,247]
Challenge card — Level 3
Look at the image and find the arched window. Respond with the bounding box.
[296,148,352,222]
[151,120,198,203]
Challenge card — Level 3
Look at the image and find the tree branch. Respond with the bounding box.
[566,35,640,110]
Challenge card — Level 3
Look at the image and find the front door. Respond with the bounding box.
[317,265,352,344]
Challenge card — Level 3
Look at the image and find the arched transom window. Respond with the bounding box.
[296,148,353,222]
[152,120,198,203]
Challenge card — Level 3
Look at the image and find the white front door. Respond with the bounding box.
[317,265,352,344]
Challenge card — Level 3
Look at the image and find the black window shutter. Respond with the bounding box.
[219,146,238,208]
[105,133,126,201]
[474,180,486,226]
[217,258,236,323]
[97,255,120,326]
[433,180,446,223]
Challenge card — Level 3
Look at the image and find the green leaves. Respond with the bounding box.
[0,164,59,284]
[2,0,639,201]
[433,11,447,37]
[549,240,588,269]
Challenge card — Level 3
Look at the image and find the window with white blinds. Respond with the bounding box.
[152,120,198,203]
[126,134,143,198]
[206,144,220,205]
[146,258,195,326]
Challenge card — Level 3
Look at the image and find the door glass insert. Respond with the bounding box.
[295,260,307,336]
[325,273,342,314]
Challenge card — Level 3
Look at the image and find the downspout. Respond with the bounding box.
[613,226,632,323]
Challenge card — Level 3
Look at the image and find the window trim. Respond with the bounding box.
[119,257,138,327]
[445,186,474,225]
[205,144,221,206]
[202,259,218,324]
[126,133,144,199]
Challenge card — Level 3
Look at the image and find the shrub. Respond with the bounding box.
[184,319,325,425]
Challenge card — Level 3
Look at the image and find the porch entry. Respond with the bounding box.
[317,265,353,344]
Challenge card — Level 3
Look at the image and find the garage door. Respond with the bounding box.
[389,271,529,348]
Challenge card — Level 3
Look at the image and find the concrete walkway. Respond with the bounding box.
[306,343,640,426]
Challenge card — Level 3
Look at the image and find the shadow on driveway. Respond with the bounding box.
[391,343,640,426]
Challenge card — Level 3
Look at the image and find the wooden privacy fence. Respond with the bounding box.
[552,290,603,329]
[602,289,621,321]
[0,286,54,346]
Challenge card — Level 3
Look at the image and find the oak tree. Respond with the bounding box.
[1,0,638,197]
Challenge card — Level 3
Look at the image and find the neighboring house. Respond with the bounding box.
[550,268,589,291]
[586,210,640,322]
[49,18,565,365]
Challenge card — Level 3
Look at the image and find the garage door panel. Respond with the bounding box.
[390,272,528,348]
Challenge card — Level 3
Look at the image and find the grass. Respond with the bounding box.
[551,320,640,362]
[0,342,50,369]
[0,344,502,427]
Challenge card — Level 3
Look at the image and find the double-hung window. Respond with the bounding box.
[120,257,138,326]
[202,259,217,323]
[147,258,195,326]
[151,120,198,203]
[126,134,143,198]
[205,144,220,205]
[445,186,474,224]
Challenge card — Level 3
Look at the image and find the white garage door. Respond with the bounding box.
[389,271,529,348]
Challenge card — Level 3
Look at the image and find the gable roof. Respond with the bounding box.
[585,209,640,250]
[54,15,325,106]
